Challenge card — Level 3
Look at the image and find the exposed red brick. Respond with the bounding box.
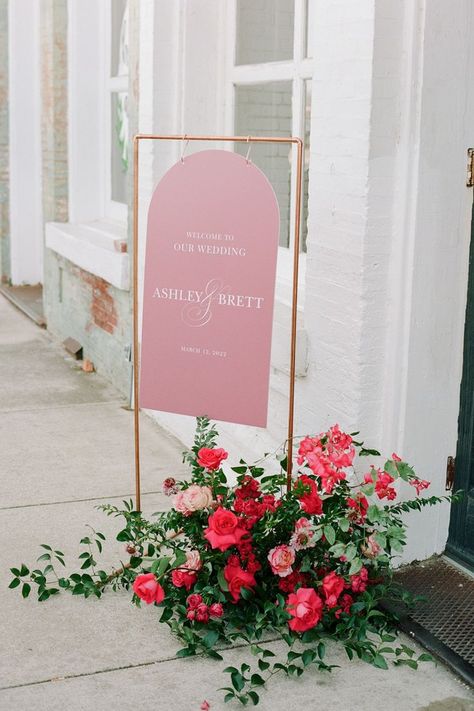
[77,269,118,334]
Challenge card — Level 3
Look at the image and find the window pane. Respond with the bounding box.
[305,0,316,58]
[234,82,292,248]
[236,0,294,65]
[111,92,128,204]
[111,0,129,77]
[302,80,312,252]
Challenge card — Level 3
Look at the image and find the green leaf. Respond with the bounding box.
[202,629,219,649]
[250,674,265,686]
[348,558,363,575]
[21,583,31,599]
[40,544,52,551]
[258,659,270,672]
[344,543,357,561]
[317,642,326,659]
[20,564,29,577]
[373,654,388,670]
[418,653,433,663]
[9,577,20,589]
[223,666,239,674]
[248,691,259,705]
[302,649,315,666]
[217,567,229,591]
[366,505,381,524]
[173,549,187,568]
[231,672,245,692]
[175,647,195,658]
[329,543,346,558]
[323,524,336,545]
[338,518,350,533]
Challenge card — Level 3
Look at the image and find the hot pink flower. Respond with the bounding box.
[267,544,296,577]
[171,568,197,591]
[392,452,402,462]
[351,566,369,593]
[209,602,224,618]
[200,702,211,711]
[204,507,248,551]
[224,558,256,602]
[322,571,345,608]
[197,447,228,470]
[286,587,323,632]
[195,603,210,623]
[186,593,203,609]
[375,471,397,501]
[295,474,323,515]
[409,478,430,495]
[132,573,165,605]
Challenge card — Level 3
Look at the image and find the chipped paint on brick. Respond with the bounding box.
[79,269,119,335]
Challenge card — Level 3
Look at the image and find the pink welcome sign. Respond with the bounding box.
[139,149,279,427]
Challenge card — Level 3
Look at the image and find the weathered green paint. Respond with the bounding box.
[447,201,474,571]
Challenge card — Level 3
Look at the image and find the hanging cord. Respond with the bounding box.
[180,134,190,163]
[245,135,252,164]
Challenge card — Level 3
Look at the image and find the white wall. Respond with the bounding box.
[138,1,474,563]
[8,0,43,285]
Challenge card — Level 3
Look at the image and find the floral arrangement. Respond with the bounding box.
[9,417,456,707]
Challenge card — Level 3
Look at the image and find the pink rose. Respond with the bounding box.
[197,447,228,470]
[290,518,316,550]
[171,568,196,591]
[132,573,165,605]
[174,484,213,516]
[209,602,224,618]
[186,593,203,609]
[267,544,296,577]
[286,587,323,632]
[204,507,247,551]
[361,533,382,559]
[195,603,210,622]
[322,571,344,608]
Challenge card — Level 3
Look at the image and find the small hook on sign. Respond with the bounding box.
[245,136,252,165]
[180,134,190,163]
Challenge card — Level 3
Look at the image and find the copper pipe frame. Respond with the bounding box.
[132,134,304,511]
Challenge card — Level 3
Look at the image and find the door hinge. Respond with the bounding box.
[467,148,474,187]
[446,455,455,491]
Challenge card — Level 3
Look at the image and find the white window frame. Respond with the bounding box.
[225,0,312,291]
[103,0,129,223]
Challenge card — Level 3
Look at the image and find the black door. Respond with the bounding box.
[446,202,474,571]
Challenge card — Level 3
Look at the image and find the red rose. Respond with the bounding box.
[171,568,197,591]
[295,474,323,515]
[204,507,247,551]
[132,573,165,605]
[286,587,323,632]
[350,566,368,593]
[322,571,345,608]
[224,560,256,602]
[235,475,260,499]
[197,447,228,470]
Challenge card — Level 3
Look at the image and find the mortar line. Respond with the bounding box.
[0,639,280,692]
[0,400,126,415]
[0,491,168,511]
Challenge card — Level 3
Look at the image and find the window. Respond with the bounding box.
[105,0,129,221]
[230,0,313,258]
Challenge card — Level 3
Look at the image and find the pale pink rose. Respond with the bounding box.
[174,484,213,516]
[185,549,202,571]
[361,533,382,559]
[267,544,296,577]
[289,517,316,551]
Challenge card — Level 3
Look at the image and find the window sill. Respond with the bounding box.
[45,219,129,291]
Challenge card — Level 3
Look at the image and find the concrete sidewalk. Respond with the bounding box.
[0,295,472,711]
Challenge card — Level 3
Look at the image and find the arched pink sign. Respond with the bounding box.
[139,149,279,427]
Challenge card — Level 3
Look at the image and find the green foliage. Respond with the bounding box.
[8,417,458,707]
